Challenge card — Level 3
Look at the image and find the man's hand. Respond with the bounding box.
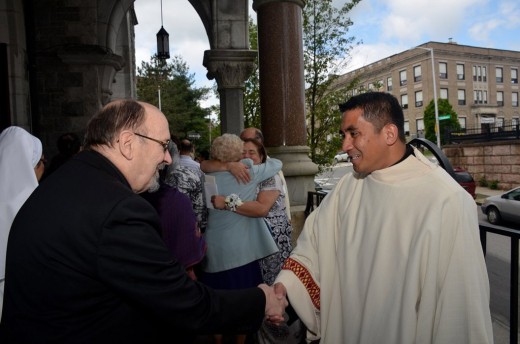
[273,282,287,301]
[258,283,288,324]
[227,162,250,184]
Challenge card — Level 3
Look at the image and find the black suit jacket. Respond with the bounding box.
[0,150,265,343]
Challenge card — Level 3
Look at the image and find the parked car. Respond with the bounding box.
[453,167,476,199]
[333,152,350,163]
[480,187,520,225]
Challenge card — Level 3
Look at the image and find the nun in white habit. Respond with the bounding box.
[0,126,44,319]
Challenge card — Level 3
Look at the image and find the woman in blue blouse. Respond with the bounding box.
[201,134,282,290]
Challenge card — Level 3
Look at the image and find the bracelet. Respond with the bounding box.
[225,193,243,212]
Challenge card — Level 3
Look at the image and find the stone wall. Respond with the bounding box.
[443,140,520,190]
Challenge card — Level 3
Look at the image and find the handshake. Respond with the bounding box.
[258,282,288,324]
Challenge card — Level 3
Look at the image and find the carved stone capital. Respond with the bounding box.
[203,49,257,89]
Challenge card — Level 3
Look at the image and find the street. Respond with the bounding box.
[314,162,352,192]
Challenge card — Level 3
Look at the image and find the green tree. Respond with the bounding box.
[303,0,362,163]
[137,55,212,153]
[244,18,261,128]
[307,88,352,167]
[423,98,461,145]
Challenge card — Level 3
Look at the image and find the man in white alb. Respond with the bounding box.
[274,92,493,343]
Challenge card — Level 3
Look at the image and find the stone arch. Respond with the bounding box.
[97,0,135,53]
[187,0,213,48]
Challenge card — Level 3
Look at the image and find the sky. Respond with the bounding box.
[133,0,520,108]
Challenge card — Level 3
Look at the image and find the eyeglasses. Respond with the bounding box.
[133,133,170,152]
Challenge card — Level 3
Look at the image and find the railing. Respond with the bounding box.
[480,223,520,344]
[448,123,520,144]
[304,191,327,218]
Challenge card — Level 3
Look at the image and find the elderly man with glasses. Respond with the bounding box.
[0,99,287,342]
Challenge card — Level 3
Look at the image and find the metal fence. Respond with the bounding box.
[448,123,520,144]
[480,223,520,344]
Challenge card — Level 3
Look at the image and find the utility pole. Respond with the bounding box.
[416,46,440,147]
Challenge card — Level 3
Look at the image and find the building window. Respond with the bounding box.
[512,68,518,84]
[439,62,448,79]
[496,117,504,129]
[458,89,466,105]
[400,70,407,86]
[513,117,519,127]
[456,64,465,80]
[496,67,503,83]
[401,94,408,109]
[473,90,487,104]
[378,80,383,91]
[474,65,487,82]
[404,121,410,136]
[416,119,424,137]
[368,82,375,91]
[513,92,519,107]
[387,77,393,91]
[458,117,466,129]
[474,90,483,104]
[440,88,448,99]
[415,91,423,107]
[414,65,422,82]
[497,91,504,106]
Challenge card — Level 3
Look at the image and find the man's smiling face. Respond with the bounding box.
[339,108,391,174]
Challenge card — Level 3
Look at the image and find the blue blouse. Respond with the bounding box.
[203,158,282,272]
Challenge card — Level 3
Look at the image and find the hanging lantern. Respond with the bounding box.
[156,26,170,60]
[156,0,169,60]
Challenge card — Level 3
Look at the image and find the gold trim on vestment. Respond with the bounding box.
[282,258,320,310]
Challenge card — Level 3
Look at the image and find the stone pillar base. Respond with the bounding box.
[267,145,318,205]
[266,145,318,244]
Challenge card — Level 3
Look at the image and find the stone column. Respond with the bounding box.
[203,49,257,135]
[253,0,317,237]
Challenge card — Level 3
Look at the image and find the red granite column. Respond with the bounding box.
[253,0,307,147]
[253,0,318,237]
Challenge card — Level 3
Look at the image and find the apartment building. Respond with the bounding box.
[333,40,520,139]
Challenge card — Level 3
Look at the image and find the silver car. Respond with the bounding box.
[481,187,520,225]
[333,152,350,164]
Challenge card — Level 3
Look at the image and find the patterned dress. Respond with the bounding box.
[166,165,208,232]
[258,174,293,285]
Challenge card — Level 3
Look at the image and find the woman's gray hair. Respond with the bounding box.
[162,141,180,186]
[211,133,244,162]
